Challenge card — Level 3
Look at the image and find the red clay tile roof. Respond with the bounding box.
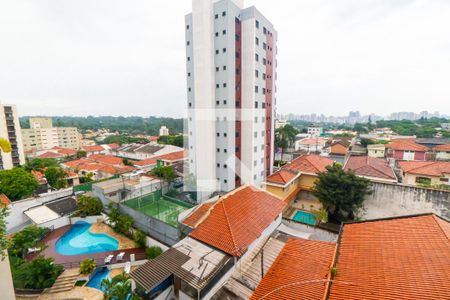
[148,136,159,142]
[297,137,327,146]
[107,143,120,149]
[63,158,90,168]
[56,148,77,156]
[266,169,298,185]
[31,170,45,180]
[190,186,286,257]
[283,154,334,175]
[37,151,64,159]
[250,238,336,300]
[134,150,187,167]
[328,214,450,300]
[82,145,105,152]
[435,144,450,151]
[329,143,348,155]
[182,202,215,228]
[0,194,12,206]
[344,156,396,181]
[88,154,123,165]
[133,158,157,167]
[386,139,429,151]
[399,161,450,177]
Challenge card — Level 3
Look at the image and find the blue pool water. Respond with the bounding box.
[86,267,110,290]
[55,221,119,255]
[293,210,316,225]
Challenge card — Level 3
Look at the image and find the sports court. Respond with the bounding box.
[123,190,192,227]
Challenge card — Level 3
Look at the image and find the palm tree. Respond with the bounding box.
[112,272,130,284]
[100,278,115,300]
[114,280,132,300]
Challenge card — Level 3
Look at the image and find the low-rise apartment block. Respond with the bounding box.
[22,117,81,151]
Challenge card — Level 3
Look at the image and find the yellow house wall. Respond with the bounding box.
[298,174,318,190]
[403,173,445,186]
[265,177,299,199]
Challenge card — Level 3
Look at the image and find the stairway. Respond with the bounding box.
[43,269,80,294]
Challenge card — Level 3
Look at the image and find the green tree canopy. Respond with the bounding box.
[13,256,63,289]
[0,206,9,260]
[0,168,39,201]
[150,165,177,186]
[8,225,49,258]
[76,195,103,217]
[44,167,68,189]
[312,164,372,222]
[157,135,184,147]
[24,158,59,172]
[275,124,299,152]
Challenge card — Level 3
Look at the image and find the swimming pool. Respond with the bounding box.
[86,267,110,291]
[55,221,119,255]
[293,210,316,225]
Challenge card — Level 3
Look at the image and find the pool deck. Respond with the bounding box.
[27,225,146,268]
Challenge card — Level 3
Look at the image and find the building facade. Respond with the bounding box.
[0,104,25,169]
[186,0,277,200]
[22,117,81,151]
[159,126,169,136]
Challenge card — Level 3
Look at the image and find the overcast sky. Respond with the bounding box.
[1,0,449,118]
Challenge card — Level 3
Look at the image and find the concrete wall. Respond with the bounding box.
[6,188,73,232]
[70,215,105,224]
[281,219,338,243]
[363,182,450,219]
[39,216,70,229]
[0,251,16,300]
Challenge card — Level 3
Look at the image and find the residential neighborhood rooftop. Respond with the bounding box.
[386,139,429,151]
[266,169,298,185]
[398,161,450,177]
[189,185,286,257]
[283,154,334,175]
[344,156,396,182]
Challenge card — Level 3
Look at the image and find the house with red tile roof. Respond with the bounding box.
[62,156,134,181]
[344,156,397,183]
[328,214,450,300]
[264,155,334,218]
[250,238,336,300]
[82,145,106,155]
[385,139,429,161]
[0,194,12,207]
[295,137,328,153]
[189,185,286,257]
[133,150,188,172]
[35,147,78,160]
[435,144,450,161]
[248,213,450,300]
[398,161,450,187]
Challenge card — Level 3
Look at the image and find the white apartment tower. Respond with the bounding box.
[0,104,25,169]
[186,0,277,200]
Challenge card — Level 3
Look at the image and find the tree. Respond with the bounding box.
[76,150,87,158]
[134,230,147,248]
[9,225,48,258]
[0,206,10,260]
[101,278,115,300]
[0,168,39,201]
[101,272,133,300]
[150,165,177,189]
[146,246,163,259]
[275,124,299,154]
[157,135,184,147]
[312,164,372,222]
[122,158,134,166]
[79,258,96,274]
[359,138,375,148]
[14,256,63,289]
[77,195,103,217]
[44,167,68,189]
[24,158,58,172]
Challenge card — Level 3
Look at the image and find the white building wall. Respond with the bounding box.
[0,252,16,300]
[0,104,25,169]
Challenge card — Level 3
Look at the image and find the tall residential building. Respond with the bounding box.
[0,104,25,169]
[186,0,277,200]
[22,117,81,151]
[159,126,170,136]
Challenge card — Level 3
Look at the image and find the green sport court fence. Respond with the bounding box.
[73,174,120,193]
[123,190,193,227]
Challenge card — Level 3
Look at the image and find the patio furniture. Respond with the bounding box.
[116,252,125,261]
[104,254,114,264]
[27,247,41,254]
[124,262,131,274]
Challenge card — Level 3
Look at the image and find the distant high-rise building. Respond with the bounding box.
[22,117,81,151]
[0,104,25,169]
[186,0,277,200]
[159,126,169,136]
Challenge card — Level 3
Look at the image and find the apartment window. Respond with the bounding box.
[216,84,219,88]
[235,34,240,41]
[224,179,228,183]
[216,132,220,137]
[254,132,257,138]
[263,73,266,79]
[254,174,257,180]
[187,57,190,61]
[255,85,259,93]
[236,147,240,152]
[222,11,226,16]
[224,164,227,168]
[215,32,219,37]
[222,29,226,35]
[263,88,266,94]
[216,50,219,55]
[236,68,240,74]
[263,27,267,34]
[255,37,259,45]
[223,83,227,87]
[262,131,265,137]
[255,54,259,61]
[255,101,258,108]
[224,149,227,153]
[223,133,228,137]
[263,58,266,65]
[186,25,190,30]
[217,163,220,167]
[216,67,219,72]
[235,132,240,137]
[223,100,227,105]
[216,100,220,105]
[187,41,190,46]
[263,42,266,50]
[254,160,257,166]
[235,52,240,58]
[223,48,226,53]
[215,14,219,19]
[254,116,258,123]
[217,148,220,152]
[223,65,227,70]
[255,20,259,28]
[261,144,264,150]
[188,87,191,92]
[187,72,191,77]
[262,102,266,108]
[255,70,259,77]
[254,146,257,152]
